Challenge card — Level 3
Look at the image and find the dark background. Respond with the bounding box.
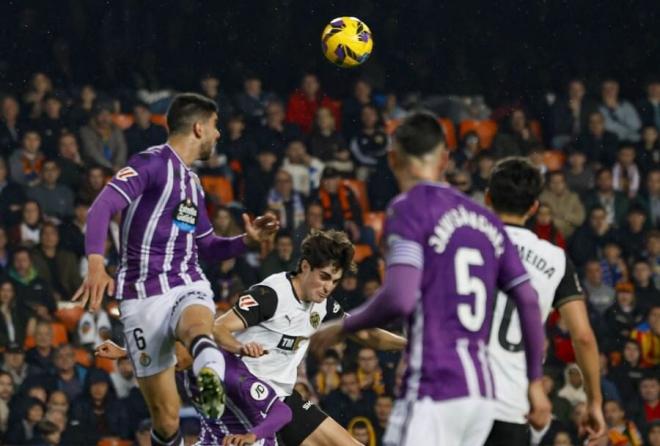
[0,0,658,102]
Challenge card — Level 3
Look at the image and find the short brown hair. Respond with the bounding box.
[298,229,356,274]
[166,93,218,135]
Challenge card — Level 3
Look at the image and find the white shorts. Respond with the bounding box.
[384,397,495,446]
[119,282,215,378]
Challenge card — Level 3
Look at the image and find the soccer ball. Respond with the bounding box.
[321,17,373,68]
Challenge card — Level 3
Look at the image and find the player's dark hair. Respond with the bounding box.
[393,111,445,157]
[298,229,356,275]
[166,93,218,135]
[488,157,544,216]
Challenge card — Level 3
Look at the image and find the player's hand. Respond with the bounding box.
[526,379,552,430]
[95,340,127,359]
[222,432,257,446]
[582,402,606,445]
[240,342,266,358]
[72,254,115,313]
[243,213,279,246]
[310,319,346,357]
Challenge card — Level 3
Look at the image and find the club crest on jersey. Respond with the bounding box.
[310,312,321,328]
[115,166,138,181]
[250,382,269,401]
[173,199,198,233]
[238,295,259,311]
[139,352,152,367]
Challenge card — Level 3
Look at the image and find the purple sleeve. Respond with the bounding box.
[196,234,248,262]
[343,264,422,332]
[507,280,544,381]
[251,399,292,440]
[85,186,129,255]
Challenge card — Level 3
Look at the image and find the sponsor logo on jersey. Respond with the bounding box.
[277,334,304,351]
[173,199,198,233]
[139,352,152,367]
[302,401,313,410]
[333,301,341,314]
[310,312,321,329]
[116,166,138,181]
[250,382,269,401]
[238,295,259,311]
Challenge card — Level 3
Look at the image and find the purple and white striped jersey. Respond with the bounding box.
[102,144,214,300]
[384,182,529,402]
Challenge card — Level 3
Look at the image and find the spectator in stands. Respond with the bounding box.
[371,394,393,444]
[602,282,645,351]
[563,148,595,199]
[0,227,9,276]
[637,376,660,430]
[211,206,242,237]
[67,85,96,130]
[356,347,388,396]
[31,419,62,445]
[618,206,649,262]
[46,390,69,415]
[645,232,660,285]
[214,113,257,176]
[471,151,495,192]
[0,371,11,435]
[638,169,660,227]
[267,169,306,231]
[600,242,628,287]
[110,356,137,399]
[27,160,74,221]
[0,157,26,228]
[71,368,128,443]
[492,108,540,158]
[4,397,46,444]
[630,305,660,368]
[243,146,277,215]
[287,73,340,134]
[604,399,644,446]
[551,431,574,446]
[649,422,660,446]
[347,417,376,446]
[452,131,481,171]
[582,259,616,315]
[9,129,45,187]
[10,199,43,248]
[79,102,127,172]
[539,170,586,238]
[576,111,620,166]
[450,169,485,204]
[613,144,641,199]
[77,165,106,204]
[0,95,22,159]
[558,363,587,406]
[50,344,87,403]
[55,132,85,191]
[8,247,55,318]
[550,79,598,149]
[0,279,30,346]
[321,370,377,428]
[313,349,342,397]
[36,94,68,158]
[317,167,371,246]
[610,340,645,405]
[199,72,233,128]
[637,126,660,177]
[1,343,38,389]
[599,79,642,143]
[307,107,350,169]
[123,101,167,157]
[31,222,81,300]
[583,168,630,228]
[342,78,373,140]
[542,373,573,426]
[259,231,296,279]
[58,200,88,258]
[282,139,324,196]
[25,320,55,373]
[382,93,407,122]
[234,73,276,127]
[256,101,301,160]
[292,202,324,253]
[631,260,659,314]
[531,203,566,249]
[637,78,660,130]
[349,104,388,173]
[23,72,53,120]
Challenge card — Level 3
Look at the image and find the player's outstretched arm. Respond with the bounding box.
[349,328,407,351]
[213,310,266,358]
[559,300,606,444]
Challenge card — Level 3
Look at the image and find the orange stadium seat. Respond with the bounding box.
[342,179,370,213]
[353,244,373,263]
[459,119,498,149]
[438,118,457,150]
[55,302,85,333]
[95,356,116,374]
[543,150,566,171]
[151,114,168,128]
[385,118,401,135]
[98,438,133,446]
[111,114,134,130]
[529,119,543,141]
[75,347,93,367]
[200,175,234,205]
[364,211,385,244]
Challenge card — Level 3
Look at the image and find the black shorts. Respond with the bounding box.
[277,389,329,446]
[484,420,530,446]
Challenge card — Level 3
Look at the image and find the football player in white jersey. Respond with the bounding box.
[213,229,407,446]
[484,158,606,446]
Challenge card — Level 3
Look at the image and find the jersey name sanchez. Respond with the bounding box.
[489,225,583,424]
[232,272,344,397]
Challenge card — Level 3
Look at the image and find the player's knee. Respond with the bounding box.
[150,403,180,435]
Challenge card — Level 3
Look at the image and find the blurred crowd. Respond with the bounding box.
[0,70,658,446]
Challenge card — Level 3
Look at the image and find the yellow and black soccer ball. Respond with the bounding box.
[321,17,373,68]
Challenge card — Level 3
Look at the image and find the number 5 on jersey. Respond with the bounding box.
[455,248,487,331]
